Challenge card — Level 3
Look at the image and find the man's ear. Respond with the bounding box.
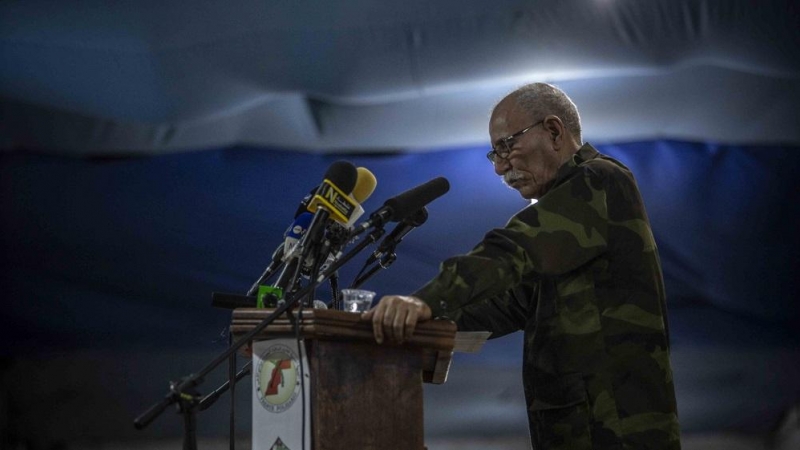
[543,115,564,149]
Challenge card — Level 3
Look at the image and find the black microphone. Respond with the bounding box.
[366,207,428,265]
[351,176,449,235]
[274,161,358,295]
[293,166,376,223]
[305,161,360,225]
[318,167,378,271]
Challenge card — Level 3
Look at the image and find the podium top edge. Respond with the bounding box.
[230,307,457,351]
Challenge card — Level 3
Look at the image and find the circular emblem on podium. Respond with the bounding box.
[255,343,301,413]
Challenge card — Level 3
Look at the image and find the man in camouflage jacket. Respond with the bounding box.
[365,83,680,449]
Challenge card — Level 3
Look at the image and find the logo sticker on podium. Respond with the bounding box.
[268,437,290,450]
[255,343,301,413]
[252,339,311,450]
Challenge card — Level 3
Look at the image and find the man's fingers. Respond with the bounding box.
[402,299,431,342]
[364,295,430,345]
[393,308,409,344]
[404,309,418,342]
[361,307,380,342]
[382,303,398,342]
[371,300,388,344]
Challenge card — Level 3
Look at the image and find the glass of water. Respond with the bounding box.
[340,289,376,313]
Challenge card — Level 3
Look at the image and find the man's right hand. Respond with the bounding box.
[361,295,432,344]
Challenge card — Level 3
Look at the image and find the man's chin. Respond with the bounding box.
[517,186,541,200]
[504,180,539,199]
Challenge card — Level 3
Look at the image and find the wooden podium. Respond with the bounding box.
[231,308,458,450]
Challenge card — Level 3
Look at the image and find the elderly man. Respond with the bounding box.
[364,83,681,449]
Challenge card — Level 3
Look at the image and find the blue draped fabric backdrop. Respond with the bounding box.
[1,140,799,440]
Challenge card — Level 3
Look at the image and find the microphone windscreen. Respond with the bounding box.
[352,167,377,203]
[308,161,360,223]
[324,161,358,194]
[385,177,450,222]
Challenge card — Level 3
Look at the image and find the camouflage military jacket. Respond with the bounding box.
[413,144,681,449]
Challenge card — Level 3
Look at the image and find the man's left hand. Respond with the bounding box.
[361,295,432,344]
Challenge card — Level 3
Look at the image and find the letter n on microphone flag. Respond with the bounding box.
[252,339,311,450]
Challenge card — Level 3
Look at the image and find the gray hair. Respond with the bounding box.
[504,83,583,144]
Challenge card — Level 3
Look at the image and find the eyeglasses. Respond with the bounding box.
[486,120,544,164]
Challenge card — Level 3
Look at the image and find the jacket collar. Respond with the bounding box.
[551,142,599,186]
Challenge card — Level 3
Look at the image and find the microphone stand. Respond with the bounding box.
[328,272,341,310]
[351,251,397,289]
[227,333,237,450]
[245,240,287,297]
[133,224,386,449]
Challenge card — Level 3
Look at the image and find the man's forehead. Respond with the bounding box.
[493,96,517,117]
[490,98,525,134]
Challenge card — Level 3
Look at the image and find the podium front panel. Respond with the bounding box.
[310,340,424,450]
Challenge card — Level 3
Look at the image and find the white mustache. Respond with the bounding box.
[503,169,524,186]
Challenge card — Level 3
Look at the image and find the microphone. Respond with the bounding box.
[351,176,449,235]
[316,167,378,279]
[283,212,313,259]
[306,162,360,225]
[353,167,378,203]
[245,201,314,297]
[366,207,428,265]
[293,187,317,218]
[276,161,359,295]
[247,162,361,301]
[293,166,375,222]
[345,167,377,227]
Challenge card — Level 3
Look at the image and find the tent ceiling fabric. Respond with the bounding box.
[2,0,799,155]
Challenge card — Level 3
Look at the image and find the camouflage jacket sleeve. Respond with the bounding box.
[449,280,536,337]
[413,151,609,319]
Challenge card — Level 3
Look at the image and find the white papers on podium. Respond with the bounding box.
[453,331,492,353]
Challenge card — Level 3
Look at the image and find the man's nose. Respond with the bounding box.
[493,158,510,176]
